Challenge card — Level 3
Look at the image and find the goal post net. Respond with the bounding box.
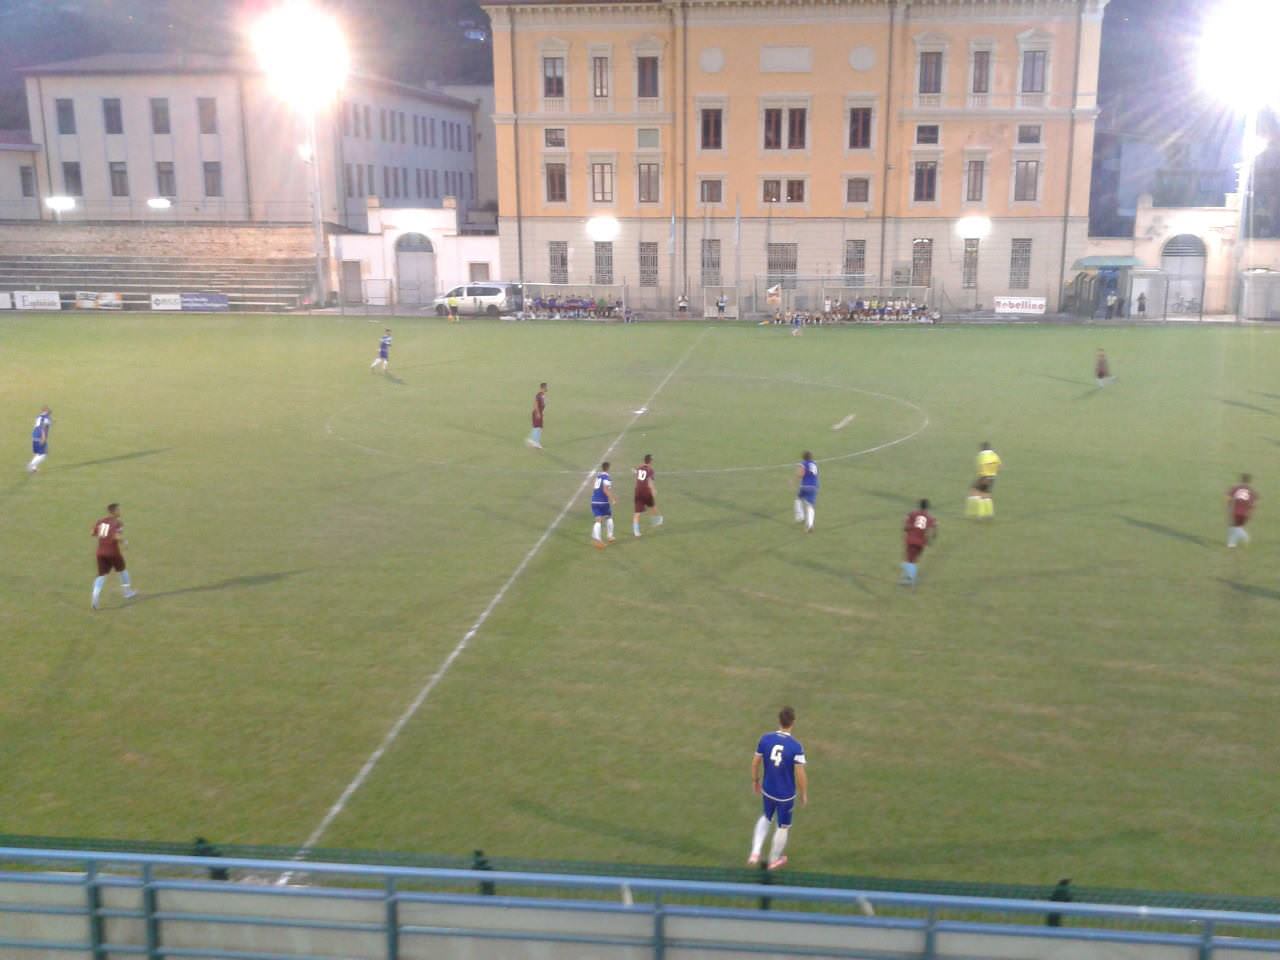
[518,282,630,321]
[701,286,740,319]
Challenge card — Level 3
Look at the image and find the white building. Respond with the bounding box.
[0,130,41,220]
[19,53,482,233]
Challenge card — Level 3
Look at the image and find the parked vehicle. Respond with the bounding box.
[432,283,522,317]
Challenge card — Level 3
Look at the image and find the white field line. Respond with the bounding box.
[832,413,857,430]
[282,327,711,878]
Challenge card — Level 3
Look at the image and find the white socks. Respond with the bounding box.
[794,499,804,523]
[606,517,614,539]
[769,825,790,862]
[592,521,602,543]
[28,453,46,471]
[1228,526,1250,547]
[750,816,770,859]
[804,504,815,531]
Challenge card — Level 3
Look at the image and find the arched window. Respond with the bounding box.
[396,232,434,253]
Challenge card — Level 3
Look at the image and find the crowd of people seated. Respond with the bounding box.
[764,297,939,325]
[522,295,630,320]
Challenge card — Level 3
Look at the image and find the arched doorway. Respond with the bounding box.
[1161,234,1206,316]
[395,233,436,306]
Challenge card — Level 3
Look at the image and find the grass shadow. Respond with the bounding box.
[512,796,722,860]
[1040,373,1093,387]
[1217,578,1280,602]
[58,448,171,471]
[137,569,311,602]
[1117,516,1211,547]
[1220,399,1274,416]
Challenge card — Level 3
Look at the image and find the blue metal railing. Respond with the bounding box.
[0,847,1278,959]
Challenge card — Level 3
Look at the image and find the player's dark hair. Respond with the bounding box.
[1242,473,1252,483]
[981,441,990,449]
[802,451,812,461]
[540,382,548,389]
[601,461,610,471]
[778,706,796,728]
[919,499,929,510]
[107,502,119,513]
[644,453,653,463]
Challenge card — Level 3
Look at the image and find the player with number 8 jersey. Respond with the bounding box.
[748,706,807,870]
[900,499,937,587]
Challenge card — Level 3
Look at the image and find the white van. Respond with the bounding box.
[432,283,522,317]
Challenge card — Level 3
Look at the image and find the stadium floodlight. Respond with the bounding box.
[252,0,349,305]
[45,196,76,213]
[955,216,991,240]
[585,215,621,243]
[147,197,172,210]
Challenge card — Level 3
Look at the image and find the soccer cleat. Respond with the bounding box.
[607,537,617,544]
[123,591,138,600]
[747,854,760,866]
[767,856,788,871]
[652,516,664,527]
[593,540,605,550]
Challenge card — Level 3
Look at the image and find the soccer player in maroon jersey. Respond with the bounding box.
[526,382,548,448]
[632,453,664,537]
[1227,473,1258,548]
[91,503,137,609]
[1095,348,1112,387]
[900,499,937,586]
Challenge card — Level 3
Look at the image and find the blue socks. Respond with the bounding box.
[899,562,918,584]
[121,571,132,590]
[530,427,542,443]
[92,576,105,605]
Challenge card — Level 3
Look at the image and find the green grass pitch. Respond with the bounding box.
[2,313,1278,895]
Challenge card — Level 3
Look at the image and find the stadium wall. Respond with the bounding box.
[0,221,313,258]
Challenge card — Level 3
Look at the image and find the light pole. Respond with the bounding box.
[1199,0,1280,316]
[252,1,349,306]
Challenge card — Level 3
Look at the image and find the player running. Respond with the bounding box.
[27,406,52,473]
[527,382,547,448]
[1227,473,1258,548]
[632,453,663,537]
[748,705,807,871]
[370,328,392,374]
[92,503,137,609]
[590,461,616,549]
[1095,348,1112,387]
[966,441,1002,519]
[794,451,818,531]
[900,498,937,587]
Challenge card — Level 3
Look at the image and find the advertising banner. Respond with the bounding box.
[150,293,182,311]
[0,292,11,310]
[14,291,61,311]
[180,292,230,312]
[994,296,1047,315]
[74,291,123,310]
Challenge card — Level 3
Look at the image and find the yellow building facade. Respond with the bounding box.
[486,0,1107,313]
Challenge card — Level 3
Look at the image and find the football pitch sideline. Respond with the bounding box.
[1,313,1278,897]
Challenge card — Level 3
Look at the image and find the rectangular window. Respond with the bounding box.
[911,238,933,288]
[150,98,170,134]
[103,98,123,135]
[1017,124,1042,144]
[545,127,566,148]
[414,116,421,146]
[700,179,722,204]
[198,97,218,134]
[767,242,798,289]
[155,161,176,197]
[846,177,870,203]
[364,106,372,138]
[843,239,866,284]
[357,163,364,196]
[637,56,659,98]
[591,161,614,202]
[762,179,781,203]
[344,103,353,137]
[1010,238,1033,289]
[108,161,129,197]
[785,179,805,203]
[416,168,422,198]
[594,241,614,284]
[367,163,374,195]
[639,241,659,287]
[348,164,356,198]
[1022,50,1047,93]
[399,112,406,143]
[1014,159,1040,201]
[701,108,722,149]
[203,161,222,197]
[593,56,610,98]
[545,162,567,202]
[637,127,660,149]
[913,161,937,202]
[467,124,472,152]
[431,169,438,196]
[56,98,76,134]
[550,240,569,284]
[380,109,387,140]
[966,159,985,202]
[916,124,939,145]
[638,162,660,202]
[763,108,783,149]
[848,107,871,149]
[543,57,565,98]
[701,238,722,287]
[20,165,35,198]
[972,50,990,94]
[962,238,979,289]
[402,167,408,197]
[787,108,806,149]
[919,52,943,94]
[351,103,360,137]
[383,167,390,196]
[429,117,436,146]
[63,161,82,196]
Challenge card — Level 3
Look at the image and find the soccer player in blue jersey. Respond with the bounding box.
[794,451,818,531]
[749,706,807,870]
[370,329,392,374]
[590,461,617,549]
[27,406,52,473]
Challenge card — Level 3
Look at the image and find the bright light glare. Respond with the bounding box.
[44,196,75,212]
[585,215,620,242]
[251,1,349,116]
[955,215,991,240]
[146,197,172,210]
[1199,0,1280,111]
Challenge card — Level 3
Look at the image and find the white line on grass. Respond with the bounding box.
[282,327,711,878]
[832,413,857,430]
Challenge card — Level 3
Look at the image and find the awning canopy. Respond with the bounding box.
[1071,256,1145,270]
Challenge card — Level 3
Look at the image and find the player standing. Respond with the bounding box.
[966,441,1002,519]
[27,406,52,472]
[1095,348,1112,387]
[527,382,547,448]
[92,503,137,609]
[900,498,937,586]
[1227,473,1258,548]
[370,328,392,374]
[590,461,616,549]
[794,451,818,531]
[632,453,663,537]
[748,705,807,870]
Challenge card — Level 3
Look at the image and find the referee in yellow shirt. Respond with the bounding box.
[968,441,1002,519]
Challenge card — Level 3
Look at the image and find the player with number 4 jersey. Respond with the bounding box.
[632,453,663,537]
[749,706,807,870]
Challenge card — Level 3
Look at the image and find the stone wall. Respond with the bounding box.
[0,221,314,259]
